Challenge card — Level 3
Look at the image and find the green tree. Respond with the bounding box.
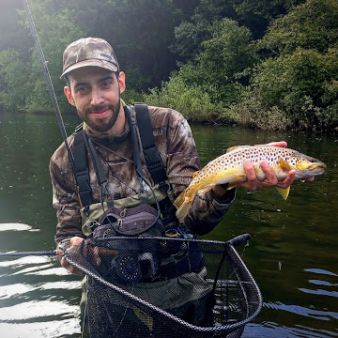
[0,50,30,111]
[260,0,338,54]
[251,48,338,128]
[152,19,256,112]
[232,0,305,38]
[57,0,183,90]
[22,0,84,113]
[232,0,338,130]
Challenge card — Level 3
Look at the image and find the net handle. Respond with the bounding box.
[226,233,251,247]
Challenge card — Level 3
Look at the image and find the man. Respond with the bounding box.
[50,37,296,337]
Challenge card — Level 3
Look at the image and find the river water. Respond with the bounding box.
[0,112,336,338]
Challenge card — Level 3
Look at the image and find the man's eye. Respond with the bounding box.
[76,86,89,94]
[101,79,113,89]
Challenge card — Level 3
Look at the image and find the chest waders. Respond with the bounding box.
[72,104,209,337]
[73,104,205,281]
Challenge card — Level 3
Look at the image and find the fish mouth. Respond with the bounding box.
[308,163,327,171]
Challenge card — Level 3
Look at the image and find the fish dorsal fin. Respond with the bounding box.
[192,170,200,178]
[276,186,290,200]
[226,145,250,153]
[278,158,292,171]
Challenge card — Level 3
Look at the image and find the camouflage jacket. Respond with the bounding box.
[49,106,235,244]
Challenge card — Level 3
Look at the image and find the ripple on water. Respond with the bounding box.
[242,322,338,338]
[0,318,80,338]
[0,300,79,321]
[263,302,338,321]
[0,223,32,232]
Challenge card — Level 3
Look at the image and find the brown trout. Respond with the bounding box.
[174,144,326,221]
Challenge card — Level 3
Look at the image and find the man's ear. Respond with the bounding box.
[64,86,75,106]
[117,71,126,94]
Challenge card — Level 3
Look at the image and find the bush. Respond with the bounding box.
[224,95,292,130]
[144,75,222,121]
[249,47,338,129]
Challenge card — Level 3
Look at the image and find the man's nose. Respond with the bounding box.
[90,87,104,106]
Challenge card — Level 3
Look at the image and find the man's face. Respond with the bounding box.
[64,67,126,134]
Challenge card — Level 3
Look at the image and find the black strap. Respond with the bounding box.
[73,129,92,207]
[135,103,167,189]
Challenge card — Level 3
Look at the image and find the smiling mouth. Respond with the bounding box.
[91,108,111,118]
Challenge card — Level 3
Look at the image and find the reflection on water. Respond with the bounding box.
[0,114,337,337]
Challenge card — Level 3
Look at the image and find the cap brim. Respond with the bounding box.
[60,59,118,79]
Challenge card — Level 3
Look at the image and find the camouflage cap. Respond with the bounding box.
[61,37,120,78]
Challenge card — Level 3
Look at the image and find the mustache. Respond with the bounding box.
[86,104,113,113]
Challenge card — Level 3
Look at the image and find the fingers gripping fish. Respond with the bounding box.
[174,144,326,222]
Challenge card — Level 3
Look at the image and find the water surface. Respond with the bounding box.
[0,113,336,337]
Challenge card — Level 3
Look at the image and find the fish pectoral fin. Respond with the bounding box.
[276,186,290,200]
[278,158,292,171]
[198,185,215,196]
[175,201,192,222]
[173,191,185,209]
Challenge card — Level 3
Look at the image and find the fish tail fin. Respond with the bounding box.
[175,201,192,223]
[276,186,290,200]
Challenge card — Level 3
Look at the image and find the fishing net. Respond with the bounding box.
[64,233,262,338]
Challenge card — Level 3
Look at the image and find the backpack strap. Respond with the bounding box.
[134,103,168,190]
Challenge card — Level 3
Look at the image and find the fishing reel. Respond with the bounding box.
[109,250,160,284]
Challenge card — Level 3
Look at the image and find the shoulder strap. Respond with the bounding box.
[134,103,177,225]
[134,103,167,189]
[73,129,92,207]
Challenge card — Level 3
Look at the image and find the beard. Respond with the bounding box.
[82,98,121,133]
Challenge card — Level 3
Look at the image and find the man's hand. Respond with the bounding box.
[56,236,118,275]
[238,159,296,192]
[56,236,84,274]
[56,236,102,275]
[238,141,295,192]
[212,140,315,196]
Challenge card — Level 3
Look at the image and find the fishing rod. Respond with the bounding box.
[0,3,71,260]
[24,0,77,171]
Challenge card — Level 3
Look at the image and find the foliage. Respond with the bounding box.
[144,75,221,121]
[240,0,338,130]
[23,1,84,113]
[0,49,30,111]
[0,0,336,131]
[231,0,305,38]
[232,47,338,129]
[173,0,305,61]
[170,19,256,107]
[56,0,183,90]
[224,95,292,130]
[260,0,338,54]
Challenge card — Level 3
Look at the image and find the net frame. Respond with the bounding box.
[64,234,262,338]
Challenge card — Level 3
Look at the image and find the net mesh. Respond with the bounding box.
[64,234,262,338]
